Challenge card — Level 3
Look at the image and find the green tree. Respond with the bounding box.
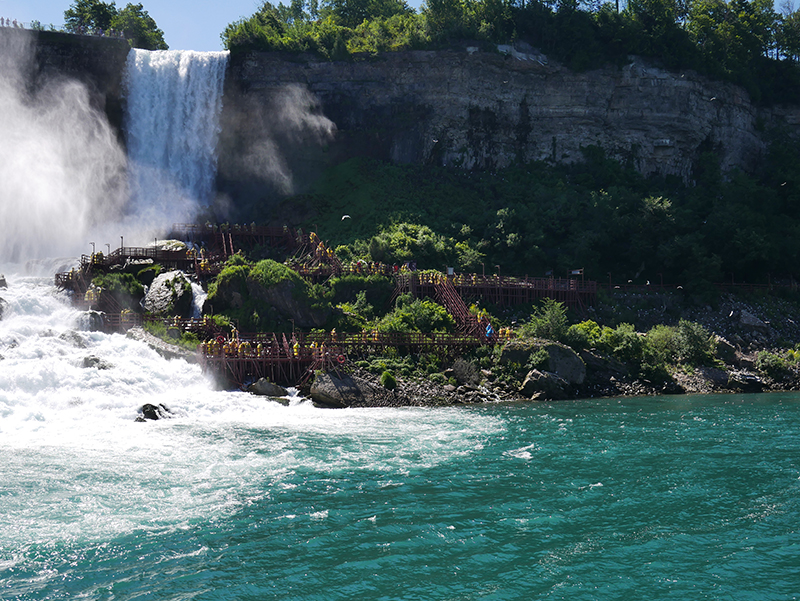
[422,0,469,39]
[323,0,412,28]
[111,3,168,49]
[777,7,800,60]
[521,298,568,341]
[64,0,117,32]
[65,0,168,49]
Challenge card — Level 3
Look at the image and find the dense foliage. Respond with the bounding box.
[221,0,800,103]
[64,0,168,49]
[289,130,800,291]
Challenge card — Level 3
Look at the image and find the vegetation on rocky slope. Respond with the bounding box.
[222,0,800,104]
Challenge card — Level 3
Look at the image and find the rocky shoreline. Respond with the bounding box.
[121,288,800,409]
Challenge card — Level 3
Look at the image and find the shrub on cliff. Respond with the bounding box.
[91,272,144,310]
[380,370,398,390]
[520,298,568,342]
[376,294,455,333]
[675,319,716,367]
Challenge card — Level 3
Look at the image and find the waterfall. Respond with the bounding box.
[124,49,228,226]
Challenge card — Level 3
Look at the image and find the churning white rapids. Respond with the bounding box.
[0,270,503,550]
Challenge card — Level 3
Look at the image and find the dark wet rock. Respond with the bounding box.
[82,355,113,370]
[727,370,766,393]
[78,310,105,332]
[0,274,6,288]
[136,403,173,421]
[0,297,6,320]
[248,378,289,398]
[714,336,737,364]
[143,270,193,317]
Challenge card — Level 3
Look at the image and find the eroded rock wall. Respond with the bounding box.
[218,47,800,205]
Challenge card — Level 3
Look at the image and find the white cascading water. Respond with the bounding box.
[124,49,228,225]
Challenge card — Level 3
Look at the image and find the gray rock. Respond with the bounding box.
[59,330,87,348]
[125,326,199,363]
[0,274,6,288]
[82,355,113,369]
[739,310,769,334]
[519,369,569,400]
[543,343,586,385]
[0,297,6,320]
[579,350,629,377]
[248,378,289,398]
[714,335,736,364]
[143,271,193,317]
[695,366,730,389]
[310,371,383,408]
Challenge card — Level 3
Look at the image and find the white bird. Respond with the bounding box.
[342,215,351,220]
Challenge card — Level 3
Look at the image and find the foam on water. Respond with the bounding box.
[0,275,505,550]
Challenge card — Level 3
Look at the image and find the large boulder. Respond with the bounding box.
[143,271,193,317]
[714,335,737,364]
[739,310,770,335]
[519,369,569,400]
[579,349,629,377]
[497,339,537,366]
[0,274,7,288]
[543,343,586,385]
[248,378,289,398]
[0,297,6,320]
[310,371,388,408]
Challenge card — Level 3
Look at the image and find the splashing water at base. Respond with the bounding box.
[0,275,503,554]
[0,30,127,262]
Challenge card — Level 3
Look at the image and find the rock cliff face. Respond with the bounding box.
[11,32,800,204]
[2,28,130,134]
[218,46,800,202]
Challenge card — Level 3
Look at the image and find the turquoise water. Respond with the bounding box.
[3,390,799,600]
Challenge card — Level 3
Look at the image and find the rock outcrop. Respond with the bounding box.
[218,46,800,205]
[17,31,800,213]
[143,271,194,317]
[248,378,289,398]
[126,326,198,363]
[136,403,173,421]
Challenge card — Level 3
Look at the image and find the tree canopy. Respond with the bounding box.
[64,0,168,50]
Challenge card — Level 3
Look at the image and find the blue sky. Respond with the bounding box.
[2,0,424,52]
